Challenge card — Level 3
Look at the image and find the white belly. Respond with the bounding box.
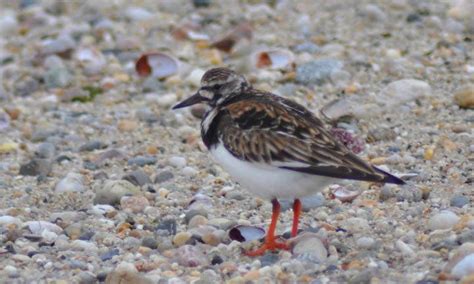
[210,144,334,199]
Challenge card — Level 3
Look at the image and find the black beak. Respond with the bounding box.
[172,92,205,109]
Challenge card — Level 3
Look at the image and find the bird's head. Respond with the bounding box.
[173,68,249,110]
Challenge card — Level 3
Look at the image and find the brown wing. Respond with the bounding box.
[218,94,404,184]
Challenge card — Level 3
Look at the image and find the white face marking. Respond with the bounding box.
[199,89,213,100]
[202,108,218,134]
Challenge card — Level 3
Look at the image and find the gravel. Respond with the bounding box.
[0,0,472,283]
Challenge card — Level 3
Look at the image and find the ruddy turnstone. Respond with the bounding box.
[173,67,404,256]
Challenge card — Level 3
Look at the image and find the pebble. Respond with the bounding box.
[428,211,460,230]
[156,219,177,236]
[173,232,192,247]
[94,180,141,205]
[35,142,56,159]
[120,196,149,213]
[342,217,370,233]
[176,245,208,267]
[105,261,153,284]
[295,59,344,85]
[450,195,469,208]
[127,156,157,167]
[356,237,376,249]
[40,35,75,55]
[19,158,52,176]
[293,236,328,263]
[396,185,423,202]
[169,156,187,168]
[14,76,39,97]
[124,7,153,21]
[396,239,415,256]
[361,4,387,22]
[378,79,431,106]
[0,215,22,226]
[100,248,120,261]
[55,173,85,193]
[141,237,158,250]
[79,141,107,152]
[154,171,174,183]
[3,265,18,278]
[123,170,151,187]
[453,84,474,109]
[451,254,474,279]
[70,240,98,252]
[188,215,208,229]
[182,166,198,177]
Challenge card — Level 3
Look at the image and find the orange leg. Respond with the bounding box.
[291,199,302,237]
[245,199,289,256]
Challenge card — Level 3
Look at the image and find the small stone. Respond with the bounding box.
[105,261,153,284]
[79,141,107,152]
[14,76,39,97]
[208,218,236,230]
[452,254,474,279]
[76,271,96,284]
[156,219,177,236]
[453,84,474,109]
[35,142,56,159]
[127,156,157,167]
[428,211,460,230]
[379,185,395,201]
[450,195,469,208]
[396,239,415,256]
[117,120,139,132]
[169,156,187,168]
[94,149,127,166]
[141,237,158,250]
[176,245,208,267]
[0,215,22,226]
[3,265,18,278]
[188,215,208,229]
[55,172,85,193]
[123,170,151,187]
[356,237,375,249]
[293,236,327,263]
[94,180,141,205]
[154,171,174,183]
[396,185,423,202]
[378,79,431,106]
[173,232,192,247]
[342,217,370,233]
[124,7,153,21]
[19,158,52,176]
[40,35,75,55]
[193,0,211,8]
[100,248,120,261]
[120,196,149,213]
[44,66,72,88]
[70,240,98,252]
[296,59,344,85]
[361,4,387,22]
[186,69,206,87]
[182,166,198,177]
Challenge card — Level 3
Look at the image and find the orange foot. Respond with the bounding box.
[245,240,289,257]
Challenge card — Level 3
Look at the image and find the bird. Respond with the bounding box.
[173,67,405,256]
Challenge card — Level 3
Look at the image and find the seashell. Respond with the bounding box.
[228,225,265,242]
[135,52,180,79]
[74,46,106,75]
[25,221,63,235]
[187,193,213,211]
[172,23,210,41]
[330,128,365,154]
[253,49,294,69]
[211,22,252,53]
[320,98,354,122]
[329,185,360,203]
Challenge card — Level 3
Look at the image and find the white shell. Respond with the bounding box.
[136,52,180,79]
[25,221,63,234]
[253,49,294,69]
[330,185,360,202]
